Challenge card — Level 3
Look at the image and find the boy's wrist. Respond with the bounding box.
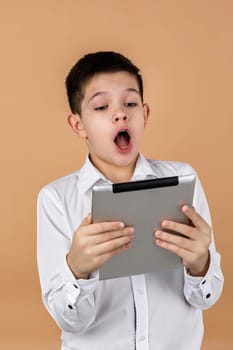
[188,252,210,277]
[66,254,89,280]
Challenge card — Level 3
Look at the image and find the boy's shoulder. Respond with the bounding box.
[146,158,195,178]
[45,169,80,188]
[38,169,81,203]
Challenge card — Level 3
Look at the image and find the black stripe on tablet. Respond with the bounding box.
[112,176,179,193]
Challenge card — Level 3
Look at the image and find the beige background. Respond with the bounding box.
[0,1,232,349]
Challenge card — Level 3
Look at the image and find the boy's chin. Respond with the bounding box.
[112,152,139,167]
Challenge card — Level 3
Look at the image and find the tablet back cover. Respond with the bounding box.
[92,174,195,279]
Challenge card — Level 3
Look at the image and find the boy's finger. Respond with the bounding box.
[160,220,196,240]
[83,221,125,236]
[80,213,92,226]
[95,235,134,255]
[155,230,194,251]
[182,205,211,232]
[93,227,134,245]
[155,236,192,260]
[97,243,132,267]
[79,219,125,235]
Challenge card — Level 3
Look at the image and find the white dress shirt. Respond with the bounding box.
[37,154,223,350]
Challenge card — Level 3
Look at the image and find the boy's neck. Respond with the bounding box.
[89,155,138,183]
[104,166,135,183]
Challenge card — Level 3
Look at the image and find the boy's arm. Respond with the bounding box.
[154,171,224,310]
[37,187,133,333]
[37,187,97,333]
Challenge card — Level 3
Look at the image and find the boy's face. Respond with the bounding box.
[68,71,149,181]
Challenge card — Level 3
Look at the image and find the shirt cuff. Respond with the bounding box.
[61,255,99,308]
[184,250,223,303]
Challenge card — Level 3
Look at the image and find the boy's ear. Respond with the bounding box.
[143,103,150,126]
[67,113,87,139]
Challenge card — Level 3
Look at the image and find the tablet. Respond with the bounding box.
[92,174,196,280]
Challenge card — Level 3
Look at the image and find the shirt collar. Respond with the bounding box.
[131,153,157,181]
[77,155,109,194]
[77,153,157,194]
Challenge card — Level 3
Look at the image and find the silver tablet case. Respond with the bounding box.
[92,174,195,280]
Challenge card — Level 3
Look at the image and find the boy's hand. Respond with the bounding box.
[154,205,211,276]
[67,214,134,279]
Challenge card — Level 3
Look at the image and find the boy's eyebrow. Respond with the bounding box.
[88,88,140,103]
[126,88,140,95]
[88,91,106,103]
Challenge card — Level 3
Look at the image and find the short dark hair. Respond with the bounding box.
[65,51,144,115]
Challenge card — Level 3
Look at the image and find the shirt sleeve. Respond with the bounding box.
[37,187,99,333]
[183,169,224,309]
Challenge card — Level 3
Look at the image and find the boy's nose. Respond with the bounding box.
[112,110,129,124]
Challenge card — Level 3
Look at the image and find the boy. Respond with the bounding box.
[37,51,224,350]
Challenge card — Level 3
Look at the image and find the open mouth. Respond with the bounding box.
[114,130,131,150]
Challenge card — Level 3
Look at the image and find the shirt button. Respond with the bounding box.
[139,335,145,341]
[206,293,211,299]
[73,284,78,289]
[201,280,206,285]
[68,304,73,309]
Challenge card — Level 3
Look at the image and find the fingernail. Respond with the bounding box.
[156,239,162,246]
[155,230,162,238]
[182,205,189,212]
[118,222,125,228]
[125,242,132,249]
[162,220,169,227]
[128,227,135,234]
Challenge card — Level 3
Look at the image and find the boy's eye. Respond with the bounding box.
[126,102,138,107]
[94,105,108,111]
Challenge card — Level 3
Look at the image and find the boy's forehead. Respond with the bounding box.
[83,71,139,99]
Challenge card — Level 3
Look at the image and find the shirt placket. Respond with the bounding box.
[131,274,149,350]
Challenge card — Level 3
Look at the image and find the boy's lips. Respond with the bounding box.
[114,128,132,153]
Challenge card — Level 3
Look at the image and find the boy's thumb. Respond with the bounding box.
[81,213,92,226]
